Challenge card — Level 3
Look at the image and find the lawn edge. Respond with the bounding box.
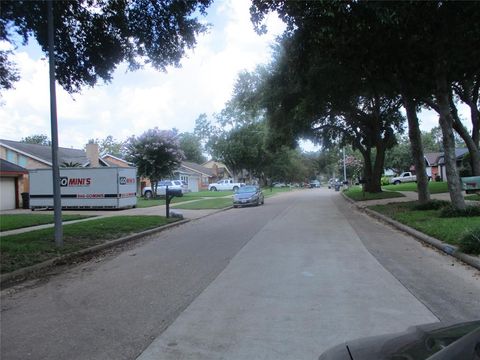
[0,219,189,288]
[341,192,480,271]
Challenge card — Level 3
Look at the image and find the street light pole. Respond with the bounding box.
[342,147,347,184]
[47,0,63,246]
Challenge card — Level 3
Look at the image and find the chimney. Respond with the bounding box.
[86,143,100,167]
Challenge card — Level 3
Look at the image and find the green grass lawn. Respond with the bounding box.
[0,214,96,232]
[172,197,233,210]
[465,194,480,201]
[370,202,479,246]
[1,215,176,274]
[343,186,405,201]
[382,181,449,194]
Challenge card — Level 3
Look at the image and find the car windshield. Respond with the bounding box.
[237,186,257,194]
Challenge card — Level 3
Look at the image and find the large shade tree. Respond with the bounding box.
[251,0,480,208]
[0,0,212,93]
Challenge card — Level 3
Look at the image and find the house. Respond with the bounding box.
[201,160,232,181]
[424,152,443,180]
[436,148,469,181]
[0,159,28,210]
[174,161,215,192]
[0,139,133,207]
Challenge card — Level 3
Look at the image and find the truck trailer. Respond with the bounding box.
[29,167,137,210]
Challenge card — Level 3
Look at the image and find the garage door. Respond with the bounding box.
[0,177,16,210]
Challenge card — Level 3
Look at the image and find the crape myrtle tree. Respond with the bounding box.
[0,0,212,93]
[251,0,480,208]
[125,128,184,198]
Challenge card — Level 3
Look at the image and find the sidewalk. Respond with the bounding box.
[1,199,225,236]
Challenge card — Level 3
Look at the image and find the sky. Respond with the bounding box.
[0,1,286,149]
[0,0,456,152]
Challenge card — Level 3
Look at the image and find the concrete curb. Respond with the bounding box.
[0,219,190,287]
[341,192,480,271]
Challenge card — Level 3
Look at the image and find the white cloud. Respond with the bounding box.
[1,0,285,149]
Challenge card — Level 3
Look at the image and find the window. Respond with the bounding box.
[6,149,17,164]
[180,175,189,184]
[18,155,28,167]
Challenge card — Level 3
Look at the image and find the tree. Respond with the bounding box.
[1,0,212,93]
[20,134,51,146]
[178,132,206,164]
[251,0,480,208]
[125,128,183,197]
[87,135,126,158]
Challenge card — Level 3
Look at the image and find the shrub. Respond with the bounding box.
[413,200,449,211]
[440,205,480,218]
[458,227,480,255]
[381,176,391,186]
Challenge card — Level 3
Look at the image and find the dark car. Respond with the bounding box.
[319,320,480,360]
[233,185,264,208]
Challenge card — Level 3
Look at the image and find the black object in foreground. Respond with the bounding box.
[319,320,480,360]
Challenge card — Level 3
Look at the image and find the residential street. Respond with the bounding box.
[1,189,479,360]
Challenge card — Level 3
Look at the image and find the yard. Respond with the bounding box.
[0,215,178,274]
[343,186,405,201]
[382,181,449,194]
[1,214,96,232]
[370,202,479,247]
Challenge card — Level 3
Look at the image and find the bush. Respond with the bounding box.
[440,205,480,218]
[458,227,480,255]
[381,176,391,186]
[412,200,449,211]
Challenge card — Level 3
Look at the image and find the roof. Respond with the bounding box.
[424,152,443,166]
[181,161,215,176]
[0,158,28,174]
[437,148,469,165]
[0,139,110,167]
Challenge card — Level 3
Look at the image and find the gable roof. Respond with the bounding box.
[0,139,110,167]
[0,158,28,174]
[437,148,469,165]
[424,152,443,166]
[181,161,215,176]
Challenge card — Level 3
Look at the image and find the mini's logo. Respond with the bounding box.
[119,177,135,185]
[60,177,91,187]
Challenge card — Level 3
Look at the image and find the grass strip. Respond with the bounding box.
[1,216,175,274]
[343,186,405,201]
[369,202,479,246]
[465,194,480,201]
[1,214,96,232]
[382,181,449,194]
[173,197,233,210]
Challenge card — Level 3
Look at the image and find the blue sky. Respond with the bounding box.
[0,1,285,149]
[0,0,457,151]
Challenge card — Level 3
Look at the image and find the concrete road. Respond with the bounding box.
[1,189,479,360]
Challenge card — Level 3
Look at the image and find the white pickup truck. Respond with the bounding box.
[208,179,245,192]
[390,172,417,185]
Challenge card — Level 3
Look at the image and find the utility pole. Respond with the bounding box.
[343,147,347,184]
[47,0,63,246]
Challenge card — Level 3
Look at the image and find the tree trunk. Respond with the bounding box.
[370,145,386,193]
[436,75,466,210]
[402,95,431,203]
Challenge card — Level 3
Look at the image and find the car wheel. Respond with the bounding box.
[233,186,239,192]
[394,180,401,185]
[144,190,152,199]
[210,186,217,191]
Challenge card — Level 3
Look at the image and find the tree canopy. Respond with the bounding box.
[0,0,212,92]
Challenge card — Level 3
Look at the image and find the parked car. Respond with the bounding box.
[233,185,264,208]
[328,178,339,189]
[390,171,417,185]
[143,180,187,199]
[318,320,480,360]
[208,179,245,191]
[310,180,321,188]
[273,182,287,188]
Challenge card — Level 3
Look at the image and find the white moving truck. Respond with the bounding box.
[29,167,137,210]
